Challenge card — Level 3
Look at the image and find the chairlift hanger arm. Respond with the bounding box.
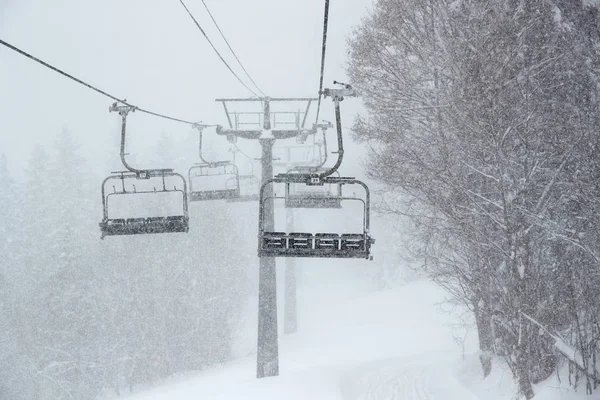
[109,102,176,178]
[110,102,140,175]
[307,81,358,179]
[193,124,230,166]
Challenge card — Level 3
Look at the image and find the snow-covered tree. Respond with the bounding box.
[348,0,600,397]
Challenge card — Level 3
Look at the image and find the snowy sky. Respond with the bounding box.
[0,0,372,178]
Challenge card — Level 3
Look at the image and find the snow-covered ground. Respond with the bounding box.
[122,272,590,399]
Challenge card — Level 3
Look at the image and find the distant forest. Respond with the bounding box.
[0,129,256,398]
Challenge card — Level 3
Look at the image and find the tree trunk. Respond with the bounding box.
[474,303,494,377]
[516,341,535,399]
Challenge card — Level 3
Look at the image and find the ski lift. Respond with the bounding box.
[259,175,373,259]
[257,82,375,259]
[100,103,189,239]
[188,125,241,201]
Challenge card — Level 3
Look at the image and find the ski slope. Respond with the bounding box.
[122,277,474,400]
[122,276,587,400]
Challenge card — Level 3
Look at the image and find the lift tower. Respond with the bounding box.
[216,97,317,378]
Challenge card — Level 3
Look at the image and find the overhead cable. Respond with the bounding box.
[200,0,266,97]
[0,38,210,126]
[178,0,260,98]
[314,0,331,125]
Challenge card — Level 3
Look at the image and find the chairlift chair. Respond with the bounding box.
[100,103,189,239]
[100,170,189,238]
[187,125,241,201]
[258,82,374,259]
[258,175,374,259]
[188,161,240,201]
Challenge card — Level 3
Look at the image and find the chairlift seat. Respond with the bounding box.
[263,231,287,249]
[315,233,340,251]
[285,194,342,209]
[127,218,146,231]
[189,188,240,202]
[288,232,314,249]
[341,233,366,251]
[99,219,128,237]
[259,231,372,259]
[146,215,189,234]
[100,215,188,238]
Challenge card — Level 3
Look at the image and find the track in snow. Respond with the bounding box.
[342,355,479,400]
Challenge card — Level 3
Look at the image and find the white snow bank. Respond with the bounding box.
[457,353,594,400]
[122,279,461,399]
[122,277,594,400]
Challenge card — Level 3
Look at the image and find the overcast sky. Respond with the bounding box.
[0,0,372,179]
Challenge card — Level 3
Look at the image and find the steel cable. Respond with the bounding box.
[200,0,266,97]
[178,0,260,98]
[0,38,211,126]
